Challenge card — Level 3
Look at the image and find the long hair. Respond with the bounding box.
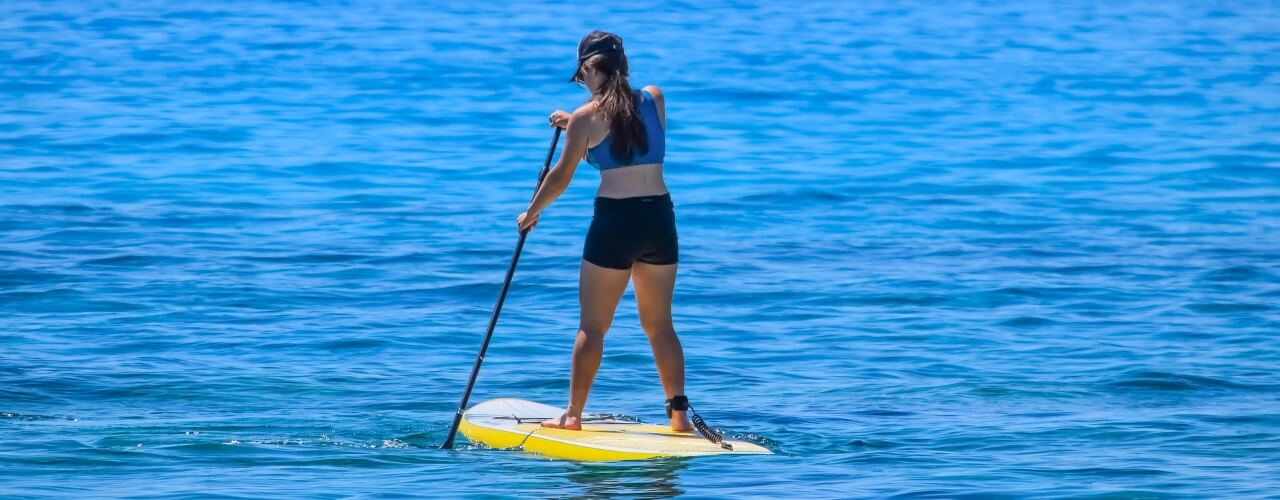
[577,31,648,162]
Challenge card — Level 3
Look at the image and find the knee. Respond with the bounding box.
[578,325,608,342]
[640,317,675,337]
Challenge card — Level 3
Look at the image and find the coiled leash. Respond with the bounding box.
[667,395,732,450]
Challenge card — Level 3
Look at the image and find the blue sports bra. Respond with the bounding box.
[585,88,665,170]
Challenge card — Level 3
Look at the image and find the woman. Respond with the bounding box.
[516,31,692,432]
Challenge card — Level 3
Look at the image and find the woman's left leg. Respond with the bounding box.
[541,259,631,430]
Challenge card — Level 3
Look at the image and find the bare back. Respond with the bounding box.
[581,85,669,199]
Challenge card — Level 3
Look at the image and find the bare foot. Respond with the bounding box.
[540,413,582,430]
[669,409,692,432]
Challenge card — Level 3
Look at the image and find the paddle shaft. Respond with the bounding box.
[442,127,562,450]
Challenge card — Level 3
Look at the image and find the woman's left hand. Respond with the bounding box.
[517,211,539,232]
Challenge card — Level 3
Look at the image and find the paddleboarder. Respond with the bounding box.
[516,31,692,432]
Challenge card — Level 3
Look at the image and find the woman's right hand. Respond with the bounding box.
[517,210,539,232]
[548,110,570,129]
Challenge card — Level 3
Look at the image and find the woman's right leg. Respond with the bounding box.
[631,260,691,431]
[541,259,630,430]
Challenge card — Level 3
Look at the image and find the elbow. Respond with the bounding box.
[558,171,575,192]
[547,168,572,191]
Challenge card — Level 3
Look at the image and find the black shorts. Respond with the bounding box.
[583,193,679,270]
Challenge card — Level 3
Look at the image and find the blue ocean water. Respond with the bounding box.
[2,0,1279,497]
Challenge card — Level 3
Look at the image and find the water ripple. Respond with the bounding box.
[2,0,1279,498]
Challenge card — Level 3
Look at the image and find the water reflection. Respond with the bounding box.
[564,458,690,498]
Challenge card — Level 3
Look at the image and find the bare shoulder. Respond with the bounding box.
[564,102,600,133]
[571,101,599,121]
[567,101,607,142]
[642,85,665,105]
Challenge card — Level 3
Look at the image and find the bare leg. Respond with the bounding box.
[631,261,691,431]
[542,260,630,430]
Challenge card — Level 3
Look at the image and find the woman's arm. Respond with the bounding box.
[517,106,594,231]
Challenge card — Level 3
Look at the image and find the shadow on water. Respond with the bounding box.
[563,458,690,499]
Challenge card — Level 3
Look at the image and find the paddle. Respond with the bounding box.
[442,127,562,450]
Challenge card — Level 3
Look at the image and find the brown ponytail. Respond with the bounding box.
[577,32,648,162]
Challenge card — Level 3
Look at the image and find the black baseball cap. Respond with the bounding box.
[569,32,622,83]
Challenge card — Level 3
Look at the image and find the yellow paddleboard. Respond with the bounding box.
[458,398,772,461]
